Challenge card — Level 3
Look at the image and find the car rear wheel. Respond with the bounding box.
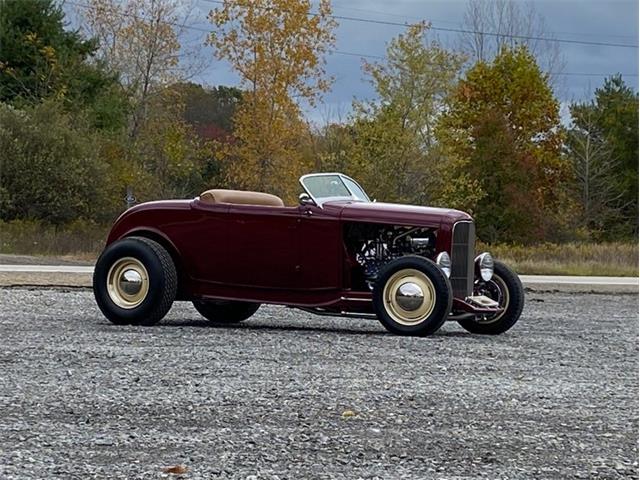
[457,260,524,335]
[193,300,260,324]
[373,256,452,336]
[93,237,177,326]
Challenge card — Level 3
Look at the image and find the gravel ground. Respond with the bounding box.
[0,289,637,479]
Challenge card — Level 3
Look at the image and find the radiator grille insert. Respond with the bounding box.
[450,221,475,298]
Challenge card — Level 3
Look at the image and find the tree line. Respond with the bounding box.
[0,0,637,244]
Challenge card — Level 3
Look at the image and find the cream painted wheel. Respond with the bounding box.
[373,256,452,336]
[383,269,436,326]
[94,237,177,326]
[106,257,149,309]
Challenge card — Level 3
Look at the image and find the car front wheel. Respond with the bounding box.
[373,256,453,336]
[93,237,177,326]
[457,260,524,335]
[193,300,260,324]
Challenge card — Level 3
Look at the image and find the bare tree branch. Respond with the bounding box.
[459,0,566,87]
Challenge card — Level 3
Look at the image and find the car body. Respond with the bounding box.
[94,173,524,335]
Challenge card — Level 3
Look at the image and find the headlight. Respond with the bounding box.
[475,252,494,281]
[436,251,451,278]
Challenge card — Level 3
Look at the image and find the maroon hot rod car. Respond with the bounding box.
[93,173,524,336]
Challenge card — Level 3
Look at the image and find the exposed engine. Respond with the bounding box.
[344,223,437,285]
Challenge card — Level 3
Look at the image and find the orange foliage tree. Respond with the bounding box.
[437,46,571,243]
[208,0,336,202]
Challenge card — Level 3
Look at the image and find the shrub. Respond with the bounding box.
[0,101,116,224]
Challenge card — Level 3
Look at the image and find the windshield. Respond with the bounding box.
[300,173,370,206]
[342,177,369,202]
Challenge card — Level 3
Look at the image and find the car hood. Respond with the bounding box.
[327,200,472,227]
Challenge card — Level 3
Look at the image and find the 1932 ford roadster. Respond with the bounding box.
[93,173,524,336]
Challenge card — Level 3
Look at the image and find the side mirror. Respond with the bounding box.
[299,192,315,206]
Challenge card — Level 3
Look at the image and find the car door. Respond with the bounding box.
[187,201,300,289]
[219,204,301,289]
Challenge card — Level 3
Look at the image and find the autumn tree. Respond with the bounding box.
[136,114,214,199]
[312,122,355,173]
[169,82,243,136]
[208,0,336,201]
[347,23,464,204]
[82,0,206,136]
[437,46,570,244]
[459,0,565,81]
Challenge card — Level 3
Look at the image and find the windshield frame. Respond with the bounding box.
[299,173,371,208]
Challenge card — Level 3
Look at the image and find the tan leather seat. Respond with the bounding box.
[200,189,284,207]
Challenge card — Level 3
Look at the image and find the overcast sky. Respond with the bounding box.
[188,0,638,123]
[68,0,639,123]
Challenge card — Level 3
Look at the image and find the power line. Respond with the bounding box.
[330,3,460,27]
[555,72,638,77]
[329,1,638,42]
[333,14,639,49]
[66,0,212,32]
[65,0,384,60]
[200,0,639,49]
[332,51,383,60]
[332,4,638,39]
[65,0,638,77]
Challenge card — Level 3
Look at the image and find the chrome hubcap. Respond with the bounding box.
[383,269,436,326]
[119,269,143,296]
[395,282,424,311]
[106,257,149,309]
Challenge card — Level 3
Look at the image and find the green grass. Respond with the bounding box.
[481,242,638,277]
[1,220,637,276]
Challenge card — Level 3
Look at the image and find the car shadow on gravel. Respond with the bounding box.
[160,319,388,336]
[137,319,475,338]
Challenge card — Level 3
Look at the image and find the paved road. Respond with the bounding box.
[0,265,95,273]
[0,288,637,479]
[0,264,637,293]
[519,275,638,286]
